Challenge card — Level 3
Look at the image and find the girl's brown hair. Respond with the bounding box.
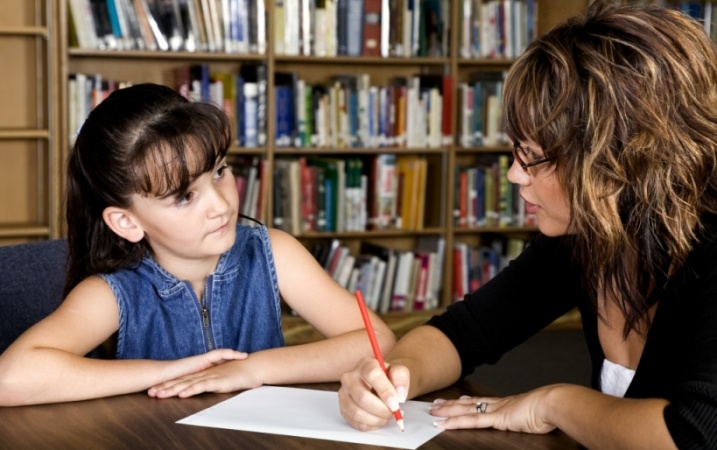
[64,83,231,296]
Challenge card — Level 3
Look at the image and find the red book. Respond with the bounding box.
[362,0,382,57]
[453,246,465,302]
[299,157,315,231]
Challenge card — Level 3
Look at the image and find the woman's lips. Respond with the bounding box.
[525,200,540,214]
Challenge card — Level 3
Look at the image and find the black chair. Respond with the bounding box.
[0,240,68,354]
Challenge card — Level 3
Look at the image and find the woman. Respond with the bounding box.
[339,2,717,448]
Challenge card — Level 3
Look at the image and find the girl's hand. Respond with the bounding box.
[147,349,250,398]
[338,357,409,431]
[429,386,556,434]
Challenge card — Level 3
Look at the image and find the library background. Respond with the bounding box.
[5,0,695,345]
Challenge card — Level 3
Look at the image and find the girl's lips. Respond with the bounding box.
[212,222,229,234]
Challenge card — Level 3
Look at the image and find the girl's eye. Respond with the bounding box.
[214,164,230,179]
[174,191,193,207]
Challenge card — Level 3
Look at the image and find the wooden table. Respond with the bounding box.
[0,380,582,449]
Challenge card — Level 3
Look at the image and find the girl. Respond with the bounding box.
[339,2,717,449]
[0,83,395,406]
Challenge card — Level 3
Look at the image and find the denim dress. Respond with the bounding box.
[101,225,285,360]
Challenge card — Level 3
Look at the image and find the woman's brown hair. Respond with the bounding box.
[504,0,717,336]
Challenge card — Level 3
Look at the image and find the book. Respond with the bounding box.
[370,153,397,229]
[347,0,365,56]
[306,156,345,232]
[362,0,381,56]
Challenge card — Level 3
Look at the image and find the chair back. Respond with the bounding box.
[0,240,68,354]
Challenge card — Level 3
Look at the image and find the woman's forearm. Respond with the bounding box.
[384,325,463,399]
[544,384,676,450]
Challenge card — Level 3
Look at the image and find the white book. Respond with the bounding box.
[325,0,337,56]
[301,0,312,55]
[368,259,387,311]
[402,3,411,57]
[378,249,397,313]
[295,79,306,147]
[140,0,169,50]
[336,254,356,287]
[357,74,370,147]
[390,251,414,311]
[314,3,327,56]
[335,158,346,232]
[285,0,300,55]
[242,163,258,217]
[347,267,361,293]
[70,0,99,49]
[243,82,259,147]
[380,0,390,57]
[256,0,267,54]
[289,159,302,235]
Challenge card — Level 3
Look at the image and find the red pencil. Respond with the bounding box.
[355,290,405,432]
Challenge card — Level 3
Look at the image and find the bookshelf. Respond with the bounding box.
[6,0,590,344]
[0,0,61,244]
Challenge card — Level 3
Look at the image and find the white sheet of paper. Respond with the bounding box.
[177,386,444,449]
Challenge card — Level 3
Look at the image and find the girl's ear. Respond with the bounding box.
[102,207,145,243]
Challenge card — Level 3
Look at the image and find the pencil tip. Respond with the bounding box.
[397,420,405,432]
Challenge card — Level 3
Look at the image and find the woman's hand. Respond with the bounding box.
[147,349,250,398]
[338,357,409,431]
[429,386,556,434]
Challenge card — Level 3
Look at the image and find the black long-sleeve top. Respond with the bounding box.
[427,215,717,449]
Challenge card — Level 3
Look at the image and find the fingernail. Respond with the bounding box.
[433,398,446,404]
[396,386,407,403]
[387,397,400,412]
[459,395,471,399]
[434,419,446,428]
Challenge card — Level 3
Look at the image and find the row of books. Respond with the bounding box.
[458,71,509,148]
[272,154,427,234]
[274,73,453,149]
[459,0,540,59]
[68,70,521,151]
[69,0,266,53]
[454,155,536,228]
[452,236,526,302]
[311,237,445,312]
[669,2,717,45]
[174,64,269,147]
[275,0,449,58]
[67,73,131,143]
[70,67,454,149]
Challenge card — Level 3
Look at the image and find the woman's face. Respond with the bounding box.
[507,139,571,236]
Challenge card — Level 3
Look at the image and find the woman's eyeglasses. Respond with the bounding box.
[512,141,553,172]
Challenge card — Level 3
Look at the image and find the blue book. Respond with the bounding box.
[275,86,294,147]
[235,75,245,146]
[346,0,364,56]
[105,0,122,39]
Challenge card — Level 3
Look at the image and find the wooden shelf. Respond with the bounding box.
[0,1,58,244]
[283,309,441,346]
[0,129,50,140]
[0,226,52,238]
[0,26,48,37]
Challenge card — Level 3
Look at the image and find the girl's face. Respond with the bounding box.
[128,157,239,271]
[507,139,571,236]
